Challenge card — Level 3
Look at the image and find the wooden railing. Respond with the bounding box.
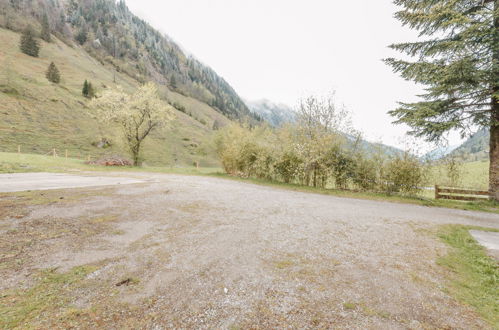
[435,185,490,201]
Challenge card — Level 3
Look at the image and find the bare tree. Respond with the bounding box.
[92,83,174,166]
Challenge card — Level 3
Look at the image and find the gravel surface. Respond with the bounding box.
[1,172,498,329]
[0,172,145,192]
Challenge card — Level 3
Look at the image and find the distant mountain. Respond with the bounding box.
[451,129,489,161]
[246,99,296,127]
[424,144,459,160]
[246,99,404,156]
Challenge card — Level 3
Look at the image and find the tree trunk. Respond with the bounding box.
[131,142,141,167]
[490,0,499,201]
[490,103,499,201]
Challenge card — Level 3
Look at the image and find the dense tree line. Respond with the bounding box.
[216,94,428,195]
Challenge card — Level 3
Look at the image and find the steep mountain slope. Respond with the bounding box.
[451,128,489,161]
[246,99,296,127]
[0,0,255,121]
[0,27,229,166]
[0,0,264,166]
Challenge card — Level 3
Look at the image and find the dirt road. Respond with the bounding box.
[1,173,497,329]
[0,172,145,192]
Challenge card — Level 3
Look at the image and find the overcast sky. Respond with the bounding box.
[125,0,461,150]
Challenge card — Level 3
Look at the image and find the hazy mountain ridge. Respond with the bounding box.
[451,128,489,161]
[246,99,403,156]
[423,144,459,160]
[246,99,296,127]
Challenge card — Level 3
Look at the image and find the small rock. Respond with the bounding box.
[224,287,228,294]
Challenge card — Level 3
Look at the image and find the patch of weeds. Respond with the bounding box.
[274,259,295,269]
[153,248,171,264]
[343,302,357,310]
[437,225,499,327]
[408,272,426,285]
[0,266,97,328]
[0,189,114,220]
[358,303,391,319]
[90,215,118,224]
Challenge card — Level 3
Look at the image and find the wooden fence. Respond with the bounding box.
[435,185,490,201]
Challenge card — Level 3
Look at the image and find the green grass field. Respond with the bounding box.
[437,225,499,327]
[0,152,221,175]
[429,160,489,190]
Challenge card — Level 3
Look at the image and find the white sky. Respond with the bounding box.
[125,0,463,150]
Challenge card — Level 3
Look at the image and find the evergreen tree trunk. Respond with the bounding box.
[491,105,499,201]
[490,0,499,201]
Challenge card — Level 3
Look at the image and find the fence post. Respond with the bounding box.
[65,149,68,159]
[435,185,439,200]
[18,145,21,154]
[53,148,56,157]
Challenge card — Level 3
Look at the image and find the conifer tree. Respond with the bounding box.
[75,27,87,45]
[385,0,499,200]
[40,13,51,42]
[46,62,61,83]
[170,74,177,90]
[82,80,95,98]
[19,25,40,57]
[82,80,89,97]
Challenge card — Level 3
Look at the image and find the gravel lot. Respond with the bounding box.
[0,172,145,192]
[1,172,498,329]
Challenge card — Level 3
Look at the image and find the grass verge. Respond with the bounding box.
[0,152,220,175]
[208,174,499,214]
[437,225,499,327]
[0,266,97,329]
[1,151,498,213]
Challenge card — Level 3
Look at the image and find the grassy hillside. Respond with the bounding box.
[451,129,489,161]
[0,28,230,166]
[0,0,255,120]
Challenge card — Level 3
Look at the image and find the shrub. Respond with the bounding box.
[20,25,39,57]
[383,152,427,194]
[351,155,378,191]
[274,151,303,183]
[46,62,61,83]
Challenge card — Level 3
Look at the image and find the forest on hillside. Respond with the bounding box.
[0,0,256,120]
